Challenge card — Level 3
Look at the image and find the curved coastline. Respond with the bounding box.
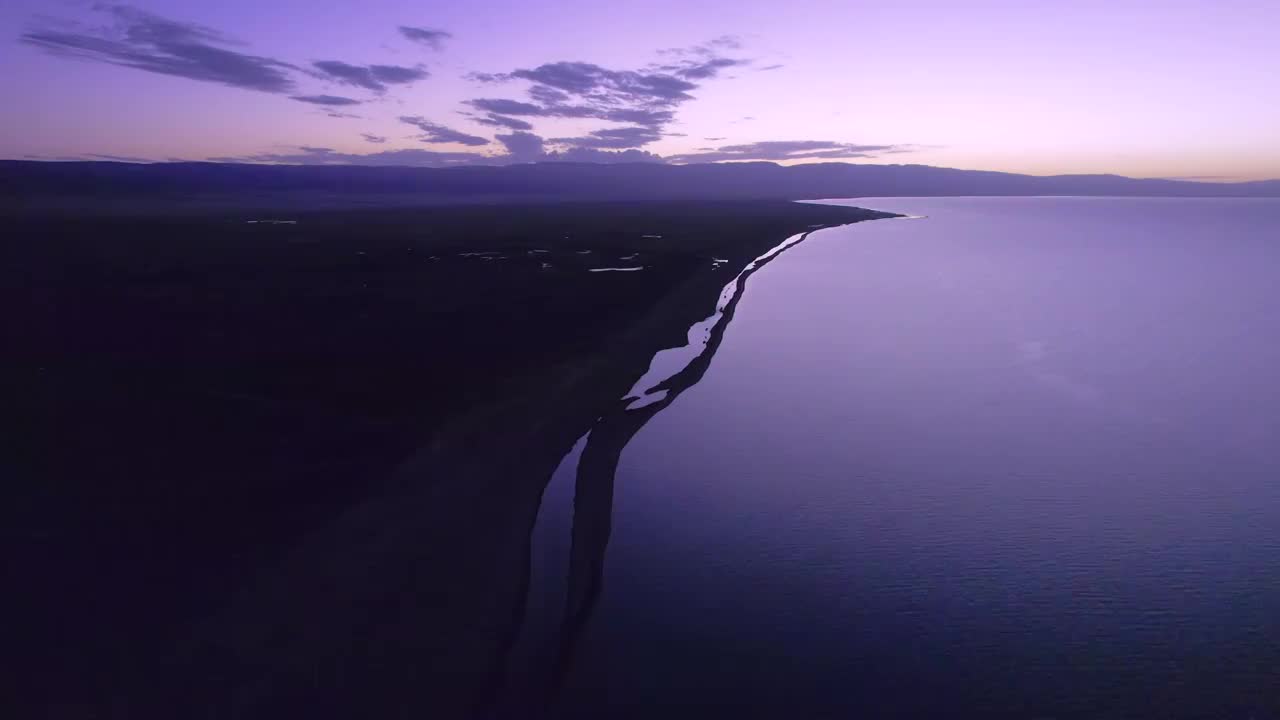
[501,209,904,714]
[94,201,898,719]
[622,226,822,409]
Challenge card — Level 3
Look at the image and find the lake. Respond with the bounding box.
[514,198,1280,718]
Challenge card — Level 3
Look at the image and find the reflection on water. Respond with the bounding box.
[491,227,832,716]
[510,198,1280,719]
[623,229,816,410]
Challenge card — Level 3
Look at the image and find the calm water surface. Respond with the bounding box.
[521,198,1280,719]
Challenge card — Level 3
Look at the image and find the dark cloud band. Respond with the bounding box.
[292,94,362,106]
[312,61,428,93]
[22,5,298,93]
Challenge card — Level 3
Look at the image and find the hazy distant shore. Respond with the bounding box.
[3,160,1278,213]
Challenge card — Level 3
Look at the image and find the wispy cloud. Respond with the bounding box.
[474,113,534,131]
[22,3,438,110]
[292,94,362,106]
[361,133,387,144]
[209,139,664,167]
[86,153,151,163]
[312,60,427,93]
[667,140,913,163]
[399,116,490,146]
[550,126,663,149]
[208,146,485,167]
[21,4,298,93]
[511,62,699,106]
[399,26,451,51]
[653,36,749,79]
[461,38,747,152]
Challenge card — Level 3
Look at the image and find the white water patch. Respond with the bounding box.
[622,231,813,410]
[589,266,645,273]
[246,219,297,225]
[642,234,663,239]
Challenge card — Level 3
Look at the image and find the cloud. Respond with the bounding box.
[528,85,569,105]
[361,133,387,144]
[86,153,151,163]
[475,114,534,131]
[555,147,664,164]
[495,132,545,162]
[399,26,451,51]
[600,108,674,127]
[759,64,784,71]
[208,146,484,167]
[204,135,903,168]
[653,36,748,79]
[466,98,545,116]
[657,35,742,57]
[399,116,490,146]
[550,126,662,150]
[461,38,745,154]
[662,56,745,80]
[472,68,705,125]
[21,4,298,93]
[495,132,663,163]
[313,60,428,92]
[705,35,743,50]
[667,140,913,163]
[323,110,362,119]
[465,71,509,84]
[291,94,362,106]
[513,61,698,105]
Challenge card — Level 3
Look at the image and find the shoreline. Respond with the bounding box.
[9,200,895,717]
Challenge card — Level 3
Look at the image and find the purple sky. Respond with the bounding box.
[2,0,1277,179]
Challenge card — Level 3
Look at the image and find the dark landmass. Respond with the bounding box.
[1,159,1277,214]
[3,200,893,718]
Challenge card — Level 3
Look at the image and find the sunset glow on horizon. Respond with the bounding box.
[3,0,1277,180]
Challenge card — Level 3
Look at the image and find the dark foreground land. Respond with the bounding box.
[4,200,892,718]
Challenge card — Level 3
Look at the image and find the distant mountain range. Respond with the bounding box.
[3,160,1277,207]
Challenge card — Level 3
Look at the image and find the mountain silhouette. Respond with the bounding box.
[3,160,1277,209]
